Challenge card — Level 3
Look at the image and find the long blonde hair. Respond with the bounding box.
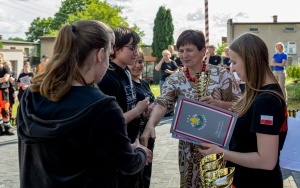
[30,20,112,102]
[229,33,284,116]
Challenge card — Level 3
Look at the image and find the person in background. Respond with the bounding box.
[270,42,288,101]
[155,49,178,95]
[17,20,152,188]
[17,61,34,102]
[199,33,288,188]
[223,46,231,70]
[141,29,241,188]
[128,49,156,188]
[0,53,14,136]
[98,26,150,188]
[3,61,16,122]
[168,44,182,68]
[37,54,49,74]
[32,66,37,74]
[205,45,222,66]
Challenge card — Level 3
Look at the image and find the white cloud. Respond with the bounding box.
[1,0,300,46]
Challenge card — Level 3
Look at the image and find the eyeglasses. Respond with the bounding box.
[124,45,139,54]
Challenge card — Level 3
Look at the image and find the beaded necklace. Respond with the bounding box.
[184,63,206,82]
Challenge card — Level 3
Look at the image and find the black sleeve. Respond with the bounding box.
[251,95,284,135]
[97,73,123,108]
[92,99,146,175]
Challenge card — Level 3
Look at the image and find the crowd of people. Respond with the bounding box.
[3,18,287,188]
[0,53,48,136]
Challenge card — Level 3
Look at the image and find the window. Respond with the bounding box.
[284,27,296,32]
[249,28,259,32]
[285,41,297,54]
[10,47,16,49]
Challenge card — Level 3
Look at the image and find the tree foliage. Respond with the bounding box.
[151,6,174,62]
[68,0,125,28]
[25,0,144,42]
[25,17,54,42]
[51,0,88,31]
[8,37,26,41]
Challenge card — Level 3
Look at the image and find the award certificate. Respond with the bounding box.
[19,75,31,86]
[170,96,238,149]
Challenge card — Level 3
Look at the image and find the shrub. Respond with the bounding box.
[287,66,300,79]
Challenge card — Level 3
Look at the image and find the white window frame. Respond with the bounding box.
[285,41,297,54]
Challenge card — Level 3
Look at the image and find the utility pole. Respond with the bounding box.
[205,0,209,46]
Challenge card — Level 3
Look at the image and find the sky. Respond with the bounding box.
[0,0,299,46]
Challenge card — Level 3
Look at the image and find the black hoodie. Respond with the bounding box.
[17,86,146,188]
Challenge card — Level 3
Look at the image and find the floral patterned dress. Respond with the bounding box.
[155,65,241,188]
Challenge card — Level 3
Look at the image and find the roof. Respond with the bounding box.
[144,56,156,62]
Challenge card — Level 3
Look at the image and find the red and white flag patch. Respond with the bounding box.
[260,115,273,125]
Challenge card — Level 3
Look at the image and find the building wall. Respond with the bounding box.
[1,40,38,57]
[39,36,56,58]
[0,49,25,78]
[227,19,300,66]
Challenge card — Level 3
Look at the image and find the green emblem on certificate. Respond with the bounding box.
[187,114,207,130]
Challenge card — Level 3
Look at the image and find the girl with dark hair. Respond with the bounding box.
[98,26,150,188]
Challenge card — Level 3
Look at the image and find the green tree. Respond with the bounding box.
[67,0,144,38]
[51,0,88,31]
[25,17,54,42]
[25,0,144,43]
[0,41,3,49]
[8,37,26,41]
[216,42,227,55]
[152,6,174,62]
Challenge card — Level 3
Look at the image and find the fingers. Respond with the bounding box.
[146,149,153,164]
[140,134,149,148]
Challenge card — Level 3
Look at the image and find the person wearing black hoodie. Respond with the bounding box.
[17,20,152,188]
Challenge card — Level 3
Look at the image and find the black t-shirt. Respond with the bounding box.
[0,66,11,88]
[160,61,178,81]
[227,84,287,188]
[171,55,182,67]
[223,57,231,67]
[133,79,155,104]
[207,55,221,65]
[98,62,141,143]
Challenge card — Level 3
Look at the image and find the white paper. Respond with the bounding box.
[280,117,300,172]
[19,75,31,85]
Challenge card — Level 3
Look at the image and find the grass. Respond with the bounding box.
[150,84,160,98]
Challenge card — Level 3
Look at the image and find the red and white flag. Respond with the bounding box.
[260,115,273,125]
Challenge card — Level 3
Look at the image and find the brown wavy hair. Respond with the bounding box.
[229,33,283,116]
[30,20,112,102]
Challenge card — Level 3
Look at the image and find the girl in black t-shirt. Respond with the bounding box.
[198,33,288,188]
[17,62,34,101]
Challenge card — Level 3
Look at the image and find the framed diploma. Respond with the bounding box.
[170,96,238,149]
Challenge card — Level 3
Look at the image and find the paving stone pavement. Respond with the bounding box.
[0,118,299,188]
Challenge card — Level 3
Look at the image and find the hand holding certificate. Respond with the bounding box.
[170,96,238,149]
[19,75,31,86]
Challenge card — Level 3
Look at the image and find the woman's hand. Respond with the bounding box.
[136,97,150,115]
[200,96,222,107]
[198,142,225,156]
